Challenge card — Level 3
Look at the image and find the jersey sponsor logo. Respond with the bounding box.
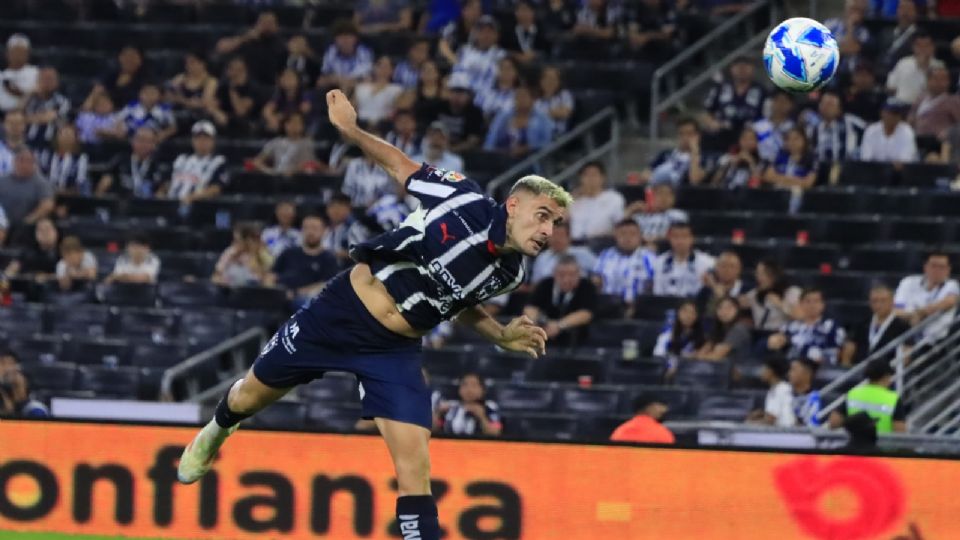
[429,260,464,300]
[439,222,457,244]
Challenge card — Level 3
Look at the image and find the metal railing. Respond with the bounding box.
[160,327,267,402]
[649,0,776,139]
[815,312,945,423]
[485,107,619,196]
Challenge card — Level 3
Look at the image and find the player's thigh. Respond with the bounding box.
[375,417,432,496]
[230,367,294,411]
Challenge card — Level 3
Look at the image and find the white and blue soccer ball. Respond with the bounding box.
[763,17,840,93]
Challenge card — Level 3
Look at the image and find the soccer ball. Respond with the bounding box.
[763,17,839,93]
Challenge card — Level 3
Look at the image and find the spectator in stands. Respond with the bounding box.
[268,214,338,306]
[115,81,177,143]
[322,193,353,264]
[317,21,374,94]
[593,219,655,306]
[0,34,38,113]
[878,0,918,69]
[887,33,943,105]
[105,234,160,284]
[56,235,96,292]
[808,91,866,182]
[652,222,715,297]
[909,66,960,143]
[696,251,745,315]
[41,124,90,195]
[696,296,752,362]
[484,86,552,156]
[96,127,168,197]
[214,11,285,86]
[0,110,28,176]
[524,255,597,347]
[569,161,624,241]
[894,250,959,338]
[354,56,404,127]
[841,284,911,367]
[159,120,229,204]
[746,357,796,427]
[0,351,49,418]
[754,90,796,163]
[75,93,118,145]
[251,113,317,177]
[3,218,58,280]
[167,51,218,127]
[0,148,53,231]
[571,0,625,60]
[83,44,148,112]
[845,64,885,123]
[261,200,302,258]
[767,288,845,365]
[502,1,550,64]
[610,395,675,443]
[436,73,486,153]
[0,206,7,247]
[762,127,817,191]
[843,358,907,433]
[937,122,960,167]
[413,121,464,172]
[832,30,870,92]
[385,109,419,158]
[400,60,445,128]
[24,67,70,153]
[213,222,273,287]
[626,0,678,65]
[654,300,707,376]
[701,56,766,150]
[394,38,430,89]
[354,0,413,34]
[789,357,822,427]
[530,221,597,284]
[740,259,801,332]
[262,68,314,136]
[545,0,578,34]
[342,147,393,208]
[709,126,761,189]
[436,372,502,437]
[860,99,917,164]
[477,57,520,118]
[535,66,575,139]
[626,185,689,246]
[639,117,709,186]
[448,15,507,96]
[438,0,483,62]
[282,35,320,88]
[825,0,871,47]
[208,57,263,137]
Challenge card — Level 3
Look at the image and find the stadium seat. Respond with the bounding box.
[696,393,760,421]
[673,360,730,389]
[247,400,308,430]
[737,189,791,212]
[820,217,885,245]
[759,214,820,239]
[0,304,46,336]
[422,348,469,379]
[557,387,621,415]
[471,353,532,381]
[179,309,236,346]
[158,281,227,307]
[57,194,120,218]
[576,414,630,441]
[125,199,183,224]
[622,386,697,418]
[922,192,960,217]
[131,344,189,369]
[676,187,730,211]
[830,301,871,327]
[800,189,860,214]
[76,365,140,399]
[688,212,758,238]
[848,246,918,273]
[65,338,131,366]
[226,286,289,311]
[530,355,606,383]
[887,218,951,244]
[840,161,895,187]
[898,163,956,189]
[112,309,179,342]
[782,245,840,269]
[4,335,63,364]
[98,282,158,307]
[812,273,872,302]
[491,383,556,411]
[606,358,665,385]
[298,373,359,403]
[21,362,78,393]
[505,412,579,440]
[587,320,660,348]
[305,402,362,432]
[632,295,684,321]
[48,304,112,337]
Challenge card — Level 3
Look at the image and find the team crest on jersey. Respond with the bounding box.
[441,170,465,183]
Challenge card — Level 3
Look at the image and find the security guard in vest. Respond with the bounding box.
[845,358,908,434]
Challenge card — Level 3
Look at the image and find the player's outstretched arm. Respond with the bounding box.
[326,89,420,186]
[457,307,547,359]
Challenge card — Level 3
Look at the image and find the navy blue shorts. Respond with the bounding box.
[252,270,431,429]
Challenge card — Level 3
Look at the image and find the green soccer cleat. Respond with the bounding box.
[177,419,238,484]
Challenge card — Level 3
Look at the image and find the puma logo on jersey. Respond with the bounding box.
[439,222,457,244]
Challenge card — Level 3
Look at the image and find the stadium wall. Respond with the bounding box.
[0,419,957,539]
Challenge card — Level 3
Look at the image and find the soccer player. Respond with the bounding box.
[178,89,570,539]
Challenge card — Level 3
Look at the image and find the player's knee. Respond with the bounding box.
[394,452,431,494]
[227,379,265,414]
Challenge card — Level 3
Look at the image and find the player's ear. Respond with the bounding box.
[504,194,521,215]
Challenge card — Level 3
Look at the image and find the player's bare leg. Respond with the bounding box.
[178,369,291,483]
[375,417,440,540]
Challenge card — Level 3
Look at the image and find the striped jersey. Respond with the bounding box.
[350,164,525,331]
[593,246,655,302]
[166,153,229,199]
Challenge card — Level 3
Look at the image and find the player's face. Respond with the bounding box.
[505,192,565,257]
[614,224,641,252]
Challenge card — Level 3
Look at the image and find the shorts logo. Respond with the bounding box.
[281,321,300,353]
[398,514,422,539]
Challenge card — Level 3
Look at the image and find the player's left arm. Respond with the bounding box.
[326,89,420,187]
[457,306,547,358]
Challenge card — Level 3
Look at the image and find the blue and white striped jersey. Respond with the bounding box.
[350,164,526,331]
[593,247,655,302]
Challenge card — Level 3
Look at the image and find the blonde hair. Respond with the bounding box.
[509,175,574,208]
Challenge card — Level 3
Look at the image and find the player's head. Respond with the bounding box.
[614,219,642,253]
[458,372,486,402]
[301,213,326,248]
[504,175,572,257]
[554,255,581,293]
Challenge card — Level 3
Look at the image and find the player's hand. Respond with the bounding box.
[326,89,358,135]
[498,315,547,358]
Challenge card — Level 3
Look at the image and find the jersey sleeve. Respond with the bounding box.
[404,163,484,209]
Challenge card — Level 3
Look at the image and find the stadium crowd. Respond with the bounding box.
[0,0,958,444]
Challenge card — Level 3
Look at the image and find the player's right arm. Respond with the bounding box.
[326,89,420,186]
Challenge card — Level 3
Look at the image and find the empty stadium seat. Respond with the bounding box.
[782,245,840,269]
[99,282,158,307]
[471,353,532,381]
[676,187,730,211]
[503,412,579,440]
[632,295,684,322]
[606,358,665,385]
[21,362,78,393]
[227,286,289,311]
[66,338,131,366]
[131,343,188,369]
[673,360,730,389]
[4,335,62,364]
[491,383,556,411]
[899,163,956,188]
[622,386,697,418]
[848,246,918,273]
[159,281,227,307]
[305,402,362,432]
[840,161,895,187]
[76,365,140,399]
[421,348,469,379]
[178,309,236,345]
[887,218,951,244]
[49,304,112,337]
[557,387,621,415]
[696,393,760,421]
[576,414,630,441]
[248,400,308,430]
[530,355,606,383]
[800,189,859,214]
[112,309,178,342]
[0,304,46,336]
